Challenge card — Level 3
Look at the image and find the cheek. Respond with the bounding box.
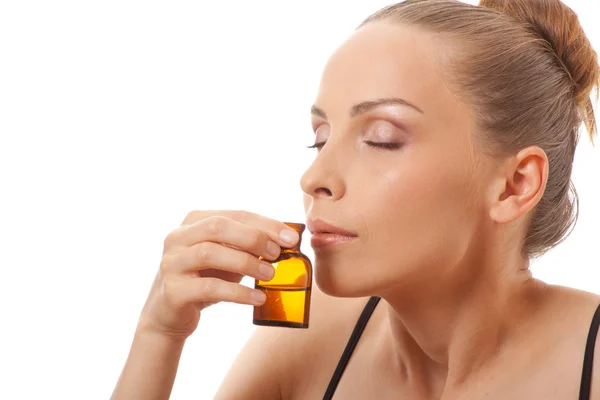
[359,152,476,263]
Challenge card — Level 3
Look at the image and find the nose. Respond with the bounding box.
[300,142,346,201]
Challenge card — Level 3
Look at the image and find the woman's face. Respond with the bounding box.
[301,22,489,298]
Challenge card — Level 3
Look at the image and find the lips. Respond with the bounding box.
[307,219,358,249]
[307,219,357,236]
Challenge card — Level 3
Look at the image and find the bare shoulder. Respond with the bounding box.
[542,284,600,340]
[555,286,600,397]
[214,286,369,400]
[521,284,600,399]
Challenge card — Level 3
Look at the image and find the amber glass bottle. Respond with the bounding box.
[253,222,312,329]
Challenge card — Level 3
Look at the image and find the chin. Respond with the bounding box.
[313,258,377,298]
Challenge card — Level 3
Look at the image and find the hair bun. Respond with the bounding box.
[480,0,599,136]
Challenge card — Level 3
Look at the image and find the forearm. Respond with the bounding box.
[111,328,186,400]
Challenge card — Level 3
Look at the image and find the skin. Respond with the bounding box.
[218,22,600,399]
[112,22,600,400]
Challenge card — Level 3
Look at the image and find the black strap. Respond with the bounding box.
[322,296,381,400]
[321,298,600,400]
[579,303,600,400]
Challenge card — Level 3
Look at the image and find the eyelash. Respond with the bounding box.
[307,140,402,150]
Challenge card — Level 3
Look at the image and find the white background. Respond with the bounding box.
[0,1,598,399]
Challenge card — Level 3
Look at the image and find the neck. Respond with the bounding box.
[378,246,549,398]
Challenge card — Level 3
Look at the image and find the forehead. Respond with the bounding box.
[316,22,448,115]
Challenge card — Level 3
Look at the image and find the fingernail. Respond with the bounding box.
[259,261,275,280]
[279,229,299,245]
[266,241,280,258]
[251,290,267,304]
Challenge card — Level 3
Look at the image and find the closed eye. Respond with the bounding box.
[364,141,403,150]
[307,141,402,150]
[307,142,326,150]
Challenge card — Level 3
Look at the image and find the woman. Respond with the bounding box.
[112,0,600,398]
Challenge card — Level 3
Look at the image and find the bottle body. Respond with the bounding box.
[253,223,312,329]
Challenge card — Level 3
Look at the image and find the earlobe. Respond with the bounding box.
[490,195,522,223]
[489,147,548,224]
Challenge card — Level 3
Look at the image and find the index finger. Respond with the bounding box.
[181,210,300,247]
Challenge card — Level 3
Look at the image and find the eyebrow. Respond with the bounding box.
[311,97,424,120]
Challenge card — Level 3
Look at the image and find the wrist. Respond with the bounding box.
[135,322,189,347]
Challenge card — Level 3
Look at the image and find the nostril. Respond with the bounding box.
[315,187,333,197]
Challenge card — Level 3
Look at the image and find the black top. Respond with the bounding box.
[323,296,600,400]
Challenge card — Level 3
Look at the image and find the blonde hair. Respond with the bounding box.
[361,0,599,259]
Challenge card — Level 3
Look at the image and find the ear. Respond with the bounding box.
[489,146,549,224]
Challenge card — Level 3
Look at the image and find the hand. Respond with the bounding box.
[137,211,300,339]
